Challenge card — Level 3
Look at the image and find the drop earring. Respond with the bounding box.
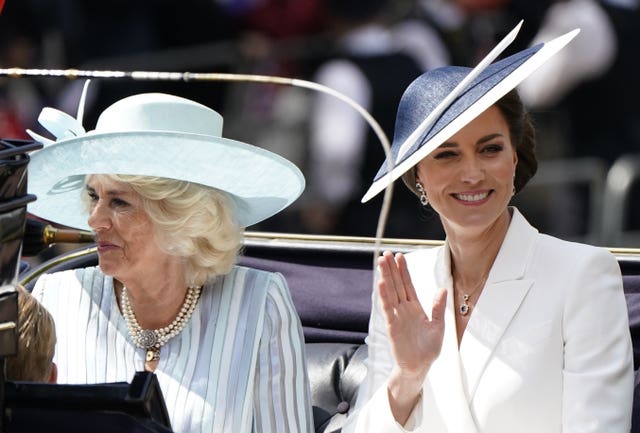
[415,182,429,206]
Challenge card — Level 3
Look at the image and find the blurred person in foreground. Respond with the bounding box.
[5,285,56,383]
[25,92,313,433]
[343,23,633,433]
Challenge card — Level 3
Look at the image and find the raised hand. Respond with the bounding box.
[378,251,447,375]
[377,251,447,423]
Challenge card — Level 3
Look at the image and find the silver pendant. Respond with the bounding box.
[459,294,470,316]
[459,303,469,315]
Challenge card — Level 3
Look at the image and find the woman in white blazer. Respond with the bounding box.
[343,24,634,433]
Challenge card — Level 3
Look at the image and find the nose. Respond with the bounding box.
[459,155,485,185]
[87,200,111,232]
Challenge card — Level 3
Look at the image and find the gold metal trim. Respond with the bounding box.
[19,246,98,287]
[21,233,640,289]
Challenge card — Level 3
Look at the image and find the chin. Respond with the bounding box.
[97,260,119,277]
[445,209,503,231]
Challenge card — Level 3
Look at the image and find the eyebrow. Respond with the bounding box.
[440,133,505,148]
[85,185,130,196]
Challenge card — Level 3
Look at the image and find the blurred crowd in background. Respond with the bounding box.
[2,0,640,248]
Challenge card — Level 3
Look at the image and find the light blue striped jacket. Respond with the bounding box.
[33,265,314,433]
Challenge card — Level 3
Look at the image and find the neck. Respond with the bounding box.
[115,277,190,330]
[447,208,512,285]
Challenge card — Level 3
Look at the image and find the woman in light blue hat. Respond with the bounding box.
[344,23,633,433]
[27,92,313,433]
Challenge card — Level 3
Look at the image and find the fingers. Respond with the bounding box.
[377,252,400,320]
[378,251,408,303]
[394,253,418,302]
[377,251,421,302]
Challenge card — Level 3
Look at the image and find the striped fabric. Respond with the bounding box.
[32,265,313,433]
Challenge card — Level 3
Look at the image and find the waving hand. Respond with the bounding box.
[377,251,447,424]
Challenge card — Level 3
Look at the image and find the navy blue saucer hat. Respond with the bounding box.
[361,23,580,203]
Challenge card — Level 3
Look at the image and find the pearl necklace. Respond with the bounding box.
[120,285,202,362]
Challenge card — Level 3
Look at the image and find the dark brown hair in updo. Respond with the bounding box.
[495,88,537,194]
[401,88,538,197]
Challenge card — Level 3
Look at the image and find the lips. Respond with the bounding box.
[96,240,119,252]
[453,191,491,203]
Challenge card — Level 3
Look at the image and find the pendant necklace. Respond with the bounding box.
[456,275,488,316]
[121,284,202,362]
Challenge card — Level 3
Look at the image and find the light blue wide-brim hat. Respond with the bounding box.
[362,23,579,203]
[26,92,305,230]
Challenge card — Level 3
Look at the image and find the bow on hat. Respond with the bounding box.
[25,84,305,230]
[26,81,90,146]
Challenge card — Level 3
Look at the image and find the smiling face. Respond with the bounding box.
[86,175,178,285]
[415,105,518,233]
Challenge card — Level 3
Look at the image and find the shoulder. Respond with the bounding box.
[510,208,618,273]
[220,266,291,307]
[34,266,106,292]
[32,266,110,313]
[527,234,623,306]
[224,267,300,339]
[535,234,618,271]
[225,265,287,290]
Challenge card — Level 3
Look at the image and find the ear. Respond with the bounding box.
[414,165,422,184]
[48,362,58,384]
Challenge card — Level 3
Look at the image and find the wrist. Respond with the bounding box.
[391,364,430,382]
[387,367,426,425]
[388,365,428,404]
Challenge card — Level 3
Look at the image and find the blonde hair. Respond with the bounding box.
[5,285,56,382]
[88,174,244,286]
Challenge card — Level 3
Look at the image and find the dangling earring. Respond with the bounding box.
[415,182,429,206]
[512,173,517,196]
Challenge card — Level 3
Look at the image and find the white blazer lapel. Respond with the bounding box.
[459,279,533,398]
[459,208,538,399]
[415,246,480,433]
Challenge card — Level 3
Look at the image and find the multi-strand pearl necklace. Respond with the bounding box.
[120,285,202,362]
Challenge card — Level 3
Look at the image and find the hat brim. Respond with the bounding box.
[27,131,305,229]
[361,28,579,203]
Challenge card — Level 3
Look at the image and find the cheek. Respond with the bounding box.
[419,169,449,197]
[416,161,437,186]
[484,150,517,184]
[119,216,156,248]
[497,161,518,184]
[496,163,515,179]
